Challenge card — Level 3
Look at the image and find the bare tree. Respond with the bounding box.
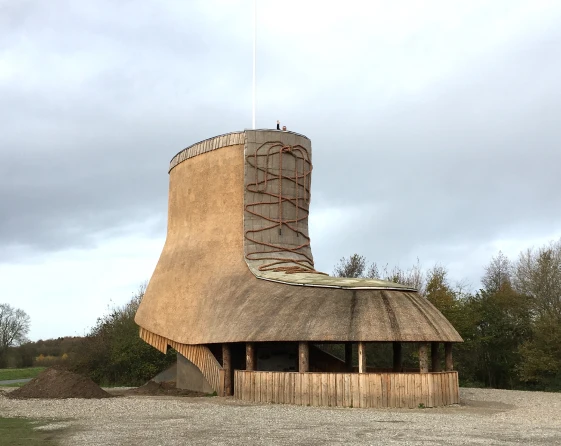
[0,304,31,354]
[482,251,512,293]
[514,239,561,321]
[367,259,425,292]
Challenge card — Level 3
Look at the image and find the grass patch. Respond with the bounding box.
[0,382,26,388]
[0,367,45,381]
[0,417,69,445]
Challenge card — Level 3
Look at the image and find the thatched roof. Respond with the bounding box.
[134,130,462,344]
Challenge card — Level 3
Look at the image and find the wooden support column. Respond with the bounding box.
[431,342,441,372]
[392,342,402,372]
[245,342,256,371]
[419,342,429,373]
[345,343,353,372]
[445,342,454,371]
[358,342,367,373]
[298,342,309,372]
[222,343,232,395]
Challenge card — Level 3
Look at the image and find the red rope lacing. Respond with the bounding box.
[245,142,327,275]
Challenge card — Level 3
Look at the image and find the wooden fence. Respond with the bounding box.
[139,327,225,395]
[234,370,459,408]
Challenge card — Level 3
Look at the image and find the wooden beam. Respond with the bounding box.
[298,342,309,372]
[392,342,402,372]
[431,342,441,372]
[357,342,366,373]
[419,343,429,373]
[222,343,232,395]
[345,343,353,372]
[445,342,453,371]
[246,342,256,371]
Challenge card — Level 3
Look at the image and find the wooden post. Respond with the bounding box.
[392,342,402,372]
[358,342,366,373]
[445,342,453,371]
[419,342,429,373]
[431,342,441,372]
[246,342,255,371]
[222,343,232,395]
[345,343,353,372]
[298,342,309,372]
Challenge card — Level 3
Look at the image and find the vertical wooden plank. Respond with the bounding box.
[343,373,350,407]
[272,372,278,404]
[399,374,406,408]
[284,373,290,405]
[329,373,336,407]
[279,373,284,404]
[351,373,359,408]
[406,374,413,408]
[414,373,420,408]
[427,373,434,407]
[295,372,301,406]
[424,373,431,407]
[319,374,326,406]
[394,374,400,408]
[336,373,343,407]
[288,373,294,405]
[253,371,259,402]
[450,373,455,405]
[391,374,397,408]
[443,373,448,405]
[264,372,270,403]
[380,374,386,408]
[359,374,367,408]
[300,374,306,406]
[313,373,320,407]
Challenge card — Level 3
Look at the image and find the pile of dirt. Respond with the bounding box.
[8,367,111,399]
[124,381,206,397]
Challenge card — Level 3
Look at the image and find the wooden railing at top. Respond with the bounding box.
[139,327,225,396]
[234,370,460,408]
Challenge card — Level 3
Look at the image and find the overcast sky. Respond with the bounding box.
[1,0,561,341]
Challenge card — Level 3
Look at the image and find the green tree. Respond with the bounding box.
[71,284,175,386]
[333,254,367,278]
[514,240,561,389]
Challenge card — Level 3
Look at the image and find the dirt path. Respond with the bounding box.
[1,388,560,445]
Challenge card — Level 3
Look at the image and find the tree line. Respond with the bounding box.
[4,238,560,390]
[333,238,561,390]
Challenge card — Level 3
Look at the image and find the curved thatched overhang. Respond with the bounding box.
[134,130,463,345]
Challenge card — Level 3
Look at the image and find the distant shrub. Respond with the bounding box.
[34,354,68,368]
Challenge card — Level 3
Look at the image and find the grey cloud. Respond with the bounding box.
[1,1,561,289]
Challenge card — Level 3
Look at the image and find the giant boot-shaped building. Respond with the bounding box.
[135,129,463,407]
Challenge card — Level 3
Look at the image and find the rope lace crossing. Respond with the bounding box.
[245,142,327,275]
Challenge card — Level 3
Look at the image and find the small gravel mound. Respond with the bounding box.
[125,380,206,397]
[8,367,111,399]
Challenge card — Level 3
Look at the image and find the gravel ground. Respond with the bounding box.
[1,387,560,445]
